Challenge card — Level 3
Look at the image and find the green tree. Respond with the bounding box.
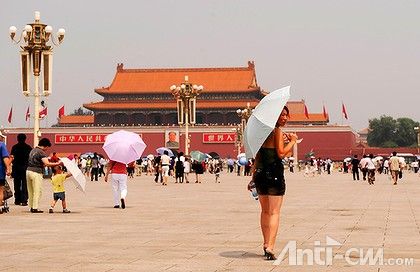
[394,118,419,147]
[367,115,419,147]
[367,116,397,147]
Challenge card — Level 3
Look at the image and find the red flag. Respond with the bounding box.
[342,103,348,119]
[323,105,328,119]
[58,105,65,118]
[304,104,309,119]
[25,106,30,121]
[39,107,48,119]
[7,107,13,123]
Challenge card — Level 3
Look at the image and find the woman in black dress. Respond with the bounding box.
[249,106,297,260]
[192,160,204,183]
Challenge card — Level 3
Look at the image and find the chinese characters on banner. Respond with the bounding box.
[202,133,237,143]
[55,133,231,144]
[55,134,142,144]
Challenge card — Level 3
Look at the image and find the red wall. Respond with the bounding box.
[296,131,356,160]
[4,127,359,161]
[4,131,239,159]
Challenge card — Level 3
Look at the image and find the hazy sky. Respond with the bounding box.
[1,0,420,131]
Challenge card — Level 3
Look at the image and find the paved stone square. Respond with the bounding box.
[1,170,420,271]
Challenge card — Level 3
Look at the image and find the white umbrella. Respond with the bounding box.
[60,157,86,193]
[344,157,352,162]
[147,154,154,160]
[244,86,290,158]
[374,156,383,161]
[237,153,246,159]
[156,147,174,157]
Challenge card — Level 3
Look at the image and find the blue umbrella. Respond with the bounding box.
[244,86,290,158]
[156,147,174,157]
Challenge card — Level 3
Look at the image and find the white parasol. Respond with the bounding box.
[60,157,86,193]
[244,86,290,158]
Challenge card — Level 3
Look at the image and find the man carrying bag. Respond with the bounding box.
[0,131,12,214]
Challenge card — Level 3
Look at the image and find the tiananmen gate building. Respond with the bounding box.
[4,61,362,160]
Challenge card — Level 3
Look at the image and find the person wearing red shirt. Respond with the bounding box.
[49,152,59,163]
[104,160,128,209]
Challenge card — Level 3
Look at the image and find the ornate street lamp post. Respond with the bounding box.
[9,11,65,146]
[170,76,203,155]
[233,124,243,157]
[235,102,253,156]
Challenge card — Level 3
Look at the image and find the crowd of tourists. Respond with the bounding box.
[0,132,236,215]
[297,153,420,186]
[1,130,419,217]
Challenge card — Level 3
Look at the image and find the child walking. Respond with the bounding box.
[49,165,72,213]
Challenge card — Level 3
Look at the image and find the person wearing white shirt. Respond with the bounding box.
[81,158,87,175]
[183,158,191,183]
[383,159,389,174]
[359,155,369,181]
[99,157,107,177]
[411,160,419,173]
[160,151,171,186]
[366,154,376,185]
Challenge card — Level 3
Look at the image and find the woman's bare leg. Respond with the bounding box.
[266,195,283,251]
[259,195,270,249]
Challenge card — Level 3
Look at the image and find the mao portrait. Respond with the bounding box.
[165,130,179,149]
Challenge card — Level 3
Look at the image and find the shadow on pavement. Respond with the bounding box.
[219,251,261,259]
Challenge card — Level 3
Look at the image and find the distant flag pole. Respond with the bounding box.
[304,103,309,119]
[322,103,328,119]
[58,105,65,118]
[342,102,348,120]
[25,106,30,121]
[26,106,31,128]
[7,106,13,124]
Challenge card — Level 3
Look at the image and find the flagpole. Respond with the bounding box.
[28,107,31,129]
[8,106,13,127]
[26,106,30,128]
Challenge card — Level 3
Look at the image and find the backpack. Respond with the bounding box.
[175,160,184,170]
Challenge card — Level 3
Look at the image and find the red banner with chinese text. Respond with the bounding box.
[202,133,237,143]
[55,134,142,144]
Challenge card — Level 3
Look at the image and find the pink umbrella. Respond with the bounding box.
[102,130,147,164]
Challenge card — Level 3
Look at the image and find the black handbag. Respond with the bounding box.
[3,180,13,200]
